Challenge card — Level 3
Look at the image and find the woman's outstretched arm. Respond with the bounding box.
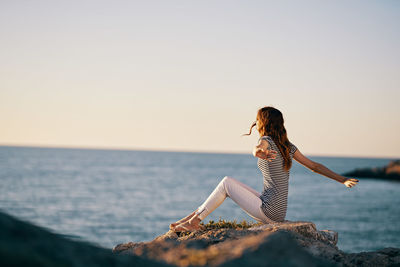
[252,139,278,161]
[293,149,359,188]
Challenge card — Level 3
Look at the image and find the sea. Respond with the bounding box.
[0,145,399,253]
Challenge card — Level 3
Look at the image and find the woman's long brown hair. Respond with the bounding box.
[242,106,293,172]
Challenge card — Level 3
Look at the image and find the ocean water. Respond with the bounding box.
[0,145,399,253]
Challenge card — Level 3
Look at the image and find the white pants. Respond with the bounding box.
[195,176,276,224]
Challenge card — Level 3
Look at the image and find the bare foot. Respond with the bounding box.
[169,211,196,230]
[173,215,205,232]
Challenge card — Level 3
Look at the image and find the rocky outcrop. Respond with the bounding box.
[113,221,400,267]
[1,209,398,267]
[0,210,170,267]
[343,160,400,181]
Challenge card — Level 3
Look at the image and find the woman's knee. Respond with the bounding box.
[222,176,235,184]
[221,176,238,196]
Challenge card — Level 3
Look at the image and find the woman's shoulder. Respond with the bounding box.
[289,141,298,154]
[258,135,273,142]
[258,136,297,152]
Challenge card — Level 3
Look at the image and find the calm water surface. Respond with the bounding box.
[0,146,399,253]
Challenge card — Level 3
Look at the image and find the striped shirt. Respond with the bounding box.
[257,136,298,222]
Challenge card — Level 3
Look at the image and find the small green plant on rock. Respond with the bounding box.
[201,217,263,230]
[177,217,264,236]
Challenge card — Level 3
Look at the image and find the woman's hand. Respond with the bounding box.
[343,178,359,188]
[255,148,278,161]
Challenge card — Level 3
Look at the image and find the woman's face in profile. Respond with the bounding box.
[256,120,260,132]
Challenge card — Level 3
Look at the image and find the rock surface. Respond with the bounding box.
[2,209,397,267]
[0,210,169,267]
[343,159,400,181]
[113,221,400,267]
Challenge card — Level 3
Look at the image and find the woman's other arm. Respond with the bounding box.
[293,149,359,188]
[252,139,278,161]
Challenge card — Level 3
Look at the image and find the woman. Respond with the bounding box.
[169,106,359,233]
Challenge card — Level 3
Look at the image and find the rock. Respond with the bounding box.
[113,220,400,267]
[2,208,396,267]
[343,247,400,266]
[387,160,400,175]
[343,160,400,181]
[0,210,171,267]
[248,221,338,246]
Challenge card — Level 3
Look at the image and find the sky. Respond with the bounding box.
[0,0,399,158]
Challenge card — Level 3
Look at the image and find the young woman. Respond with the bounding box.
[169,106,359,232]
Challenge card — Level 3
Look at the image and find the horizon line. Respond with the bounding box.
[0,143,397,160]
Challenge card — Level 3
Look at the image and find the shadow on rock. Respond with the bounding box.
[0,210,171,267]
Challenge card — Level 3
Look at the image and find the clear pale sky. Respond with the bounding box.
[1,1,399,158]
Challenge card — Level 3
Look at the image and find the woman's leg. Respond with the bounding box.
[171,177,256,228]
[194,176,273,224]
[229,177,262,198]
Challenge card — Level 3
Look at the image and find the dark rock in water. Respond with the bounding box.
[113,220,400,266]
[0,210,171,267]
[343,159,400,181]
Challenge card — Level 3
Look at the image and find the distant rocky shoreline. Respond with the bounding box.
[343,160,400,181]
[113,220,400,266]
